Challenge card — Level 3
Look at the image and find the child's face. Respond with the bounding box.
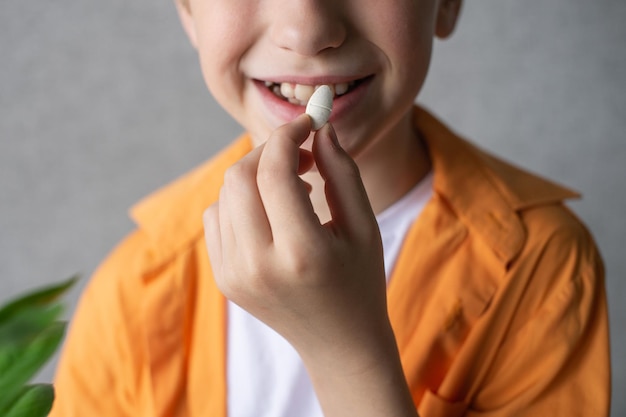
[177,0,461,152]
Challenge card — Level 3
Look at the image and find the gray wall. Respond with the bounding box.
[1,0,624,414]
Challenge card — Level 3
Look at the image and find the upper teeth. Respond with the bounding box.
[264,81,353,105]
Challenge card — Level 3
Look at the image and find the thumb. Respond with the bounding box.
[312,124,377,237]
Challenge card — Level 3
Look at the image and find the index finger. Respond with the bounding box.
[256,114,322,244]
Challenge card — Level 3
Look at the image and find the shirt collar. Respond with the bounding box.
[130,134,252,262]
[129,107,579,266]
[415,107,579,263]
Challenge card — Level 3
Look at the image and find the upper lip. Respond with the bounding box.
[254,74,372,86]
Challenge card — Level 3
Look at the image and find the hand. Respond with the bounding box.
[203,114,389,367]
[203,115,418,416]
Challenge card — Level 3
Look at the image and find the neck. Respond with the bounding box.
[306,112,431,224]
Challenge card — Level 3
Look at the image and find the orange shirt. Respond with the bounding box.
[51,107,611,416]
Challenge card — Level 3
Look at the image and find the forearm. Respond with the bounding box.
[299,319,419,417]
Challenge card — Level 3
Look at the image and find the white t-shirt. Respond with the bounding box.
[227,172,434,417]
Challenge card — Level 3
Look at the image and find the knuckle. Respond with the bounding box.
[202,204,217,224]
[342,157,362,181]
[281,244,317,276]
[223,162,247,187]
[240,256,267,284]
[256,162,282,189]
[223,251,273,295]
[213,265,235,297]
[359,224,383,253]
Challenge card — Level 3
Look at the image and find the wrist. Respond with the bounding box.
[298,319,419,417]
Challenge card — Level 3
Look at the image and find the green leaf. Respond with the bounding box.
[0,322,66,412]
[0,304,64,349]
[3,384,54,417]
[0,303,64,380]
[0,275,78,325]
[0,276,77,415]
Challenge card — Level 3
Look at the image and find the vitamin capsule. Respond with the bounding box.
[305,85,333,131]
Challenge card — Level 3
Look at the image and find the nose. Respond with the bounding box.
[268,0,347,56]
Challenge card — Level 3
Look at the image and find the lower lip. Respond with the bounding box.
[254,77,374,126]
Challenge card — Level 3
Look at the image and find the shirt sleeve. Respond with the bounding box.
[49,231,151,417]
[469,212,611,416]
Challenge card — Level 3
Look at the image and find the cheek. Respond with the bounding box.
[361,0,436,72]
[193,4,257,95]
[376,11,436,103]
[192,15,258,129]
[389,5,435,63]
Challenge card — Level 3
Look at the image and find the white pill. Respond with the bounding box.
[305,85,333,131]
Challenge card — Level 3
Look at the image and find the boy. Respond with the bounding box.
[50,0,611,416]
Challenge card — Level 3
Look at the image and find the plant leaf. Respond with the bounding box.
[0,275,78,325]
[2,384,54,417]
[0,322,66,411]
[0,277,77,414]
[0,304,64,349]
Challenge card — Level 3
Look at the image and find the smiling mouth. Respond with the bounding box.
[262,78,368,106]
